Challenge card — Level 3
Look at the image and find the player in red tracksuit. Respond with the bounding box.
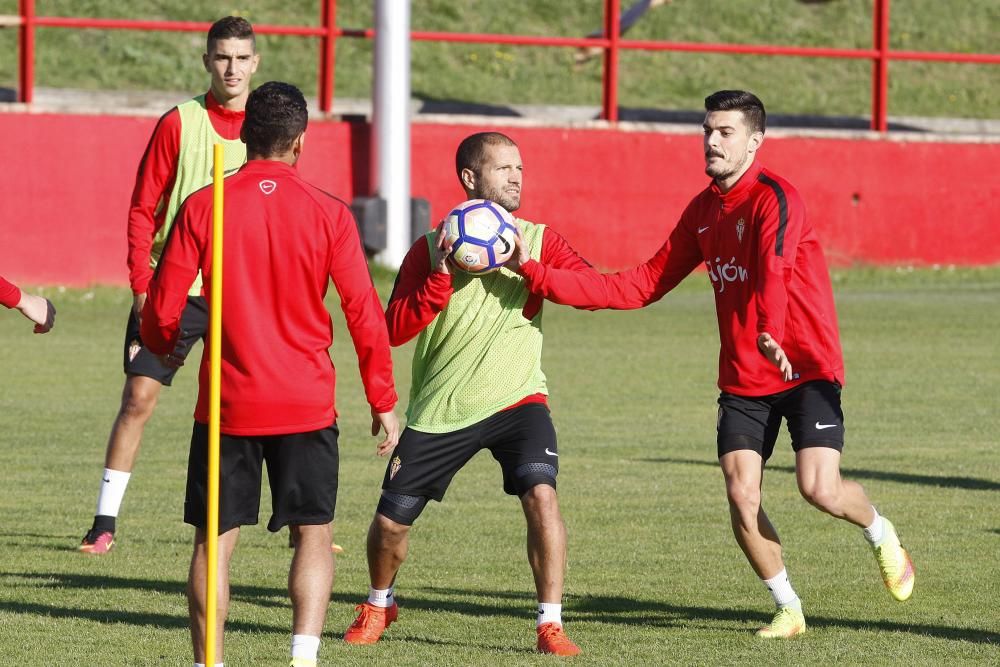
[511,90,915,638]
[141,82,400,666]
[0,275,55,333]
[80,16,260,555]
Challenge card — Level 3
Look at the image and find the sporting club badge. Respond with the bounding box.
[389,456,402,480]
[736,218,746,243]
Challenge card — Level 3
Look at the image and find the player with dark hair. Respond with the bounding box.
[0,276,55,333]
[141,81,400,667]
[511,89,915,638]
[79,16,260,554]
[342,131,598,656]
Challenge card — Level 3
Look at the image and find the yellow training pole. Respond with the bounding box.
[205,142,224,667]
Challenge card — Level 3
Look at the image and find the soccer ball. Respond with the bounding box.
[444,199,518,274]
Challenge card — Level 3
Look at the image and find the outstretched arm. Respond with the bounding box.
[3,277,56,334]
[512,217,702,310]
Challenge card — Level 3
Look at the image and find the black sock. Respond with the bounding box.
[92,515,116,534]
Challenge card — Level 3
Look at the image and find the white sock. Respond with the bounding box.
[291,634,320,660]
[192,663,223,666]
[863,507,884,545]
[537,602,562,627]
[368,586,394,608]
[762,568,800,609]
[95,468,131,517]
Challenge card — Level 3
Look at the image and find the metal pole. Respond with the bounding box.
[318,0,336,114]
[373,0,411,268]
[871,0,890,132]
[18,0,34,104]
[601,0,621,122]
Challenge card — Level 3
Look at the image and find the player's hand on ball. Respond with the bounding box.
[503,226,530,271]
[757,332,793,382]
[372,408,400,456]
[432,221,454,275]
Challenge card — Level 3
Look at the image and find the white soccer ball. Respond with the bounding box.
[443,199,518,274]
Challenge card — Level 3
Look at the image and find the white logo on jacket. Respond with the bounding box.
[706,256,748,294]
[259,180,277,195]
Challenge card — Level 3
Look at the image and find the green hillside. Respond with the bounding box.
[0,0,996,119]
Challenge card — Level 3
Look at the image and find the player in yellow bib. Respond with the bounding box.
[79,17,259,555]
[343,132,599,656]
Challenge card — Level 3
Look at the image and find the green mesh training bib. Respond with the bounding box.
[406,220,547,433]
[150,95,246,295]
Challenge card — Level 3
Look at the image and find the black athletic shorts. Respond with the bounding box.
[184,421,339,534]
[382,402,559,501]
[717,380,845,461]
[123,295,208,386]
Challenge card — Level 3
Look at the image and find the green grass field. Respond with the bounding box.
[1,266,998,665]
[0,0,997,120]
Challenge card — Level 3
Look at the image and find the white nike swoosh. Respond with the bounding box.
[815,422,838,430]
[544,448,559,457]
[698,226,710,234]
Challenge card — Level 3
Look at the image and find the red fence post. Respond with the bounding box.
[18,0,35,104]
[871,0,890,131]
[318,0,336,114]
[601,0,621,122]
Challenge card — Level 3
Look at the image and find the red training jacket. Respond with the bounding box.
[519,160,845,397]
[127,91,244,295]
[386,225,598,410]
[141,160,398,435]
[0,275,21,308]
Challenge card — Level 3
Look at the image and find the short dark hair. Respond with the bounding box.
[704,90,766,134]
[207,16,255,53]
[455,132,518,180]
[243,82,308,157]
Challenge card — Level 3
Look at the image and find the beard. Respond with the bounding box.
[705,150,749,181]
[477,184,520,213]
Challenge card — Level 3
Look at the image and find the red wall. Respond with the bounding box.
[1,112,998,287]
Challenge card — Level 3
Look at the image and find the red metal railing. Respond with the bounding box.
[10,0,1000,131]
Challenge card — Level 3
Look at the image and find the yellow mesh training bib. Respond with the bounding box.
[150,95,246,296]
[406,220,547,433]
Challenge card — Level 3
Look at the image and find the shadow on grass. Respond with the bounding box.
[400,587,998,645]
[0,571,358,611]
[0,599,290,635]
[573,595,999,644]
[374,635,537,654]
[635,457,1000,491]
[1,574,995,645]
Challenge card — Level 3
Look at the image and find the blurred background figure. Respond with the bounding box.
[575,0,671,66]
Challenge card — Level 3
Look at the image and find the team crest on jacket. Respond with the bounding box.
[259,180,277,195]
[389,456,402,480]
[736,218,746,243]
